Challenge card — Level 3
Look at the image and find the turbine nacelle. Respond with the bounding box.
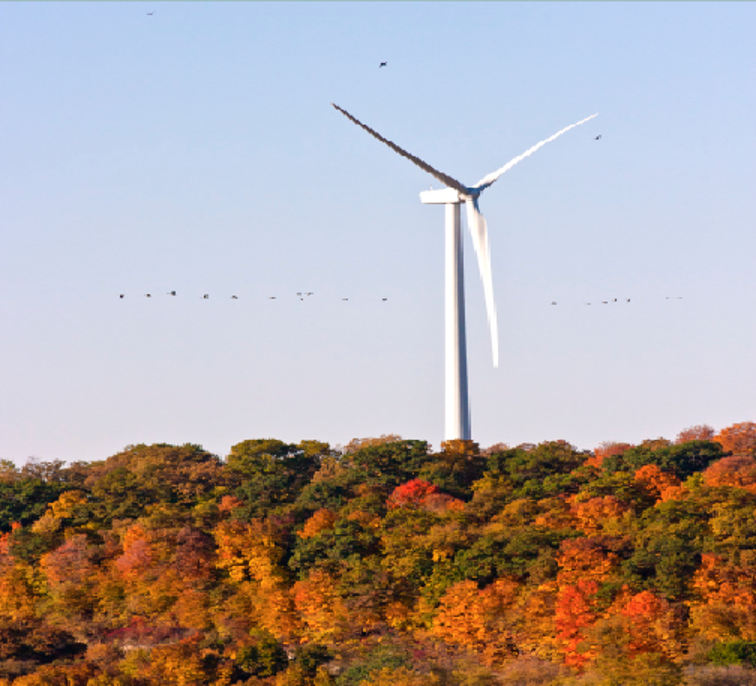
[420,187,485,204]
[420,188,465,205]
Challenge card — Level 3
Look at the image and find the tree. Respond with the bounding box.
[387,480,440,509]
[432,577,519,664]
[716,422,756,457]
[704,456,756,492]
[291,569,350,643]
[555,579,600,669]
[227,439,323,519]
[634,465,682,503]
[587,442,634,469]
[677,425,715,444]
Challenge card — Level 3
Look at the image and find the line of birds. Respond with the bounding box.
[119,292,389,302]
[548,297,683,305]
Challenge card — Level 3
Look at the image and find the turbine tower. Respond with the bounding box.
[332,104,597,440]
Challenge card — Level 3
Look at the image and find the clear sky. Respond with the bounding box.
[1,2,754,465]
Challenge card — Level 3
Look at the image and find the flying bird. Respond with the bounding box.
[119,294,124,299]
[147,11,154,15]
[168,291,176,296]
[551,301,557,305]
[382,298,388,301]
[145,294,151,298]
[342,298,349,301]
[231,295,238,299]
[595,135,602,140]
[268,297,276,300]
[379,62,387,68]
[202,294,209,299]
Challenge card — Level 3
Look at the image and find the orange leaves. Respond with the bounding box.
[715,421,756,457]
[292,569,349,643]
[634,465,681,502]
[572,496,628,535]
[298,509,338,539]
[586,442,633,469]
[213,519,282,584]
[690,553,756,641]
[40,534,98,598]
[556,537,619,586]
[676,424,715,443]
[356,666,437,686]
[432,578,519,664]
[703,455,756,492]
[619,590,678,658]
[213,519,297,639]
[116,524,154,581]
[555,580,599,669]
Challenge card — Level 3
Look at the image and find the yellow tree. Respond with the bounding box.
[291,569,350,644]
[432,577,519,665]
[213,518,298,640]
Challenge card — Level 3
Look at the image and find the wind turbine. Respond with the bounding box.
[332,103,597,441]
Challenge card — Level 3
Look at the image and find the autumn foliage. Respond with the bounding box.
[0,424,754,684]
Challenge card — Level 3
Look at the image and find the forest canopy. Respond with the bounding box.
[1,421,756,685]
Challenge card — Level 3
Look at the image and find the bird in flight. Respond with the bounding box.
[382,298,388,301]
[119,294,124,299]
[379,62,387,68]
[551,301,557,305]
[231,295,238,299]
[595,135,602,140]
[268,297,276,300]
[342,298,349,301]
[168,291,176,296]
[147,11,154,15]
[202,294,209,299]
[145,294,152,298]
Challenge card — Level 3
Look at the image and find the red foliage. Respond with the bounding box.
[620,590,672,656]
[555,580,599,669]
[387,479,440,509]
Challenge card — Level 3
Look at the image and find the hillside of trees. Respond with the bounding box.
[2,422,756,685]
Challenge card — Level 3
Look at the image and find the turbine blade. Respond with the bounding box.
[473,113,599,191]
[465,197,499,368]
[332,103,469,195]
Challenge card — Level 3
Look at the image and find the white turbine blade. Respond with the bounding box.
[332,103,469,195]
[465,197,499,368]
[473,113,598,191]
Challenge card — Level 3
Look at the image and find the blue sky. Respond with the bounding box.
[1,2,754,464]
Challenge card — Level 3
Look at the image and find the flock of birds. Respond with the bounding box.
[119,292,389,302]
[550,297,684,306]
[119,293,684,306]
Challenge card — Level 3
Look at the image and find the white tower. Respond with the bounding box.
[332,104,598,442]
